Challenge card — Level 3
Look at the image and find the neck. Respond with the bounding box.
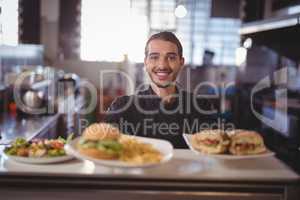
[150,83,177,103]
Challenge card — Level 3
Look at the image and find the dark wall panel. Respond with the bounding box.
[241,0,265,22]
[19,0,41,44]
[211,0,240,18]
[59,0,81,59]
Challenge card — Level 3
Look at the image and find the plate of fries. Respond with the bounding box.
[65,135,173,168]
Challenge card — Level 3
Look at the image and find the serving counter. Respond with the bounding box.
[0,149,299,200]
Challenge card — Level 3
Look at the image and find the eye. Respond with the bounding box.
[149,55,159,60]
[168,55,177,61]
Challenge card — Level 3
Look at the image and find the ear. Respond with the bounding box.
[144,57,149,73]
[180,57,185,66]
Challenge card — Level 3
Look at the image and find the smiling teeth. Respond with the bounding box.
[156,72,169,76]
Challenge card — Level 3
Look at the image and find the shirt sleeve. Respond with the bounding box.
[187,95,220,133]
[103,96,131,127]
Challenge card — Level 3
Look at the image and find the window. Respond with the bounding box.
[150,0,176,31]
[176,0,241,65]
[80,0,147,62]
[0,0,18,45]
[80,0,240,65]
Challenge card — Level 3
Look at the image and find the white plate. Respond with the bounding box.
[3,154,74,164]
[65,136,174,168]
[183,133,275,160]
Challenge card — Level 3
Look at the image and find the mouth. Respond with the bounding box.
[153,70,172,81]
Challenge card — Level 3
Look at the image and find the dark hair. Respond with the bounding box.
[144,31,183,58]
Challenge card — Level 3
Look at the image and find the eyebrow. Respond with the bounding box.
[148,52,160,56]
[166,52,177,57]
[148,52,178,57]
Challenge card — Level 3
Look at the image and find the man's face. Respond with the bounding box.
[144,39,184,88]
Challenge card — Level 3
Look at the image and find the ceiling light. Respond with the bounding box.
[175,5,187,18]
[243,38,252,49]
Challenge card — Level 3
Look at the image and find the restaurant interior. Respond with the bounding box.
[0,0,300,199]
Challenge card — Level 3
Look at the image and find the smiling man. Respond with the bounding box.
[144,34,184,95]
[105,32,217,148]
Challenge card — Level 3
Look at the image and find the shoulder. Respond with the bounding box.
[180,90,217,112]
[113,95,132,103]
[178,89,195,101]
[136,87,151,95]
[109,95,133,109]
[180,89,192,97]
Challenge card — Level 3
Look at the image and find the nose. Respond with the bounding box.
[157,56,169,68]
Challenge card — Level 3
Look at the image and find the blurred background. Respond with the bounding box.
[0,0,300,171]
